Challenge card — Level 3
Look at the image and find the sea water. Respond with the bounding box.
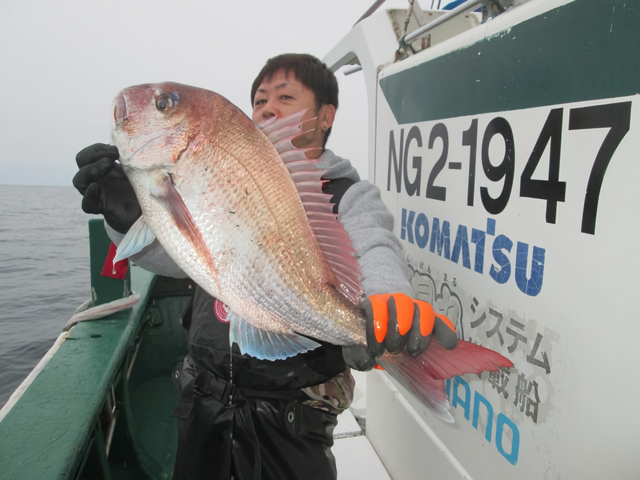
[0,185,99,406]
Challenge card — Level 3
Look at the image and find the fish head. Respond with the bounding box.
[112,82,222,170]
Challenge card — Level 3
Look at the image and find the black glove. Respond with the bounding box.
[72,143,141,234]
[343,293,458,372]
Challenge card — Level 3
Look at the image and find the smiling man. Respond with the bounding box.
[252,63,335,153]
[72,53,456,480]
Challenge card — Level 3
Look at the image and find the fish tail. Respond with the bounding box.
[379,352,454,422]
[378,339,513,423]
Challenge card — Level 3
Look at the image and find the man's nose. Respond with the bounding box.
[261,98,279,118]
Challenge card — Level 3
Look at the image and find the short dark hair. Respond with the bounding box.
[251,53,339,148]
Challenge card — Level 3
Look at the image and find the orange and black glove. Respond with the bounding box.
[343,293,457,372]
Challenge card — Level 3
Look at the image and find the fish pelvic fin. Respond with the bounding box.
[153,174,218,283]
[228,311,321,361]
[378,339,513,423]
[114,216,156,264]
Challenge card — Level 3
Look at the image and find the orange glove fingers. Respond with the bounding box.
[435,313,456,333]
[369,293,392,343]
[390,293,415,336]
[414,299,436,337]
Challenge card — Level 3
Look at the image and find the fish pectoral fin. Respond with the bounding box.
[114,216,156,264]
[228,311,320,361]
[153,174,217,275]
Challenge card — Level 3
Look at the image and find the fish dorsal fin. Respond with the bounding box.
[228,311,320,360]
[258,109,308,137]
[258,111,365,306]
[289,159,364,305]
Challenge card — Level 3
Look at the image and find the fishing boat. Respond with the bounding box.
[1,0,638,478]
[324,0,640,477]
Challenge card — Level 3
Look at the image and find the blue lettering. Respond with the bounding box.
[448,377,520,466]
[515,242,546,297]
[429,218,451,260]
[471,228,486,274]
[486,217,496,235]
[489,234,513,284]
[472,392,493,442]
[451,225,471,269]
[405,210,416,244]
[496,413,520,465]
[399,210,546,302]
[452,377,471,420]
[414,213,429,249]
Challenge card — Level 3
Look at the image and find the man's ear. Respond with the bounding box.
[319,104,336,130]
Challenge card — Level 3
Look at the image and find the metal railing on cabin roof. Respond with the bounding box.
[343,0,483,76]
[403,0,482,44]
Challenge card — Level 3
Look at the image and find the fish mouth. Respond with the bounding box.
[111,90,163,167]
[113,94,128,125]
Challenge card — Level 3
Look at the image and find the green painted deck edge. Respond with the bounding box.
[379,0,640,124]
[89,219,131,306]
[0,266,157,479]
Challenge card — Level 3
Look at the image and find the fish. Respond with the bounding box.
[111,82,512,422]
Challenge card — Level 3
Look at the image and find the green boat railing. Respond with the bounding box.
[0,219,194,479]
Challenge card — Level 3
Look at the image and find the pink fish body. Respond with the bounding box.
[113,83,365,350]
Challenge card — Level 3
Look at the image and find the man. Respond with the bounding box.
[73,53,456,480]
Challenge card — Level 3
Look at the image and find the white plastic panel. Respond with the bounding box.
[366,371,469,479]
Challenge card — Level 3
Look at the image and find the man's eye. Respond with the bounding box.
[280,95,293,100]
[254,99,266,107]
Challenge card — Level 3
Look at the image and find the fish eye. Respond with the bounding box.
[155,93,175,112]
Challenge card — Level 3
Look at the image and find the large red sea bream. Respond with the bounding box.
[111,82,512,421]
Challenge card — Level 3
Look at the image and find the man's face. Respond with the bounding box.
[252,69,334,152]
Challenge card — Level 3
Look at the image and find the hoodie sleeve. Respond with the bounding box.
[338,181,415,298]
[104,221,188,279]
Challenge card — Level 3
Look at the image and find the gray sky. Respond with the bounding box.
[1,0,411,186]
